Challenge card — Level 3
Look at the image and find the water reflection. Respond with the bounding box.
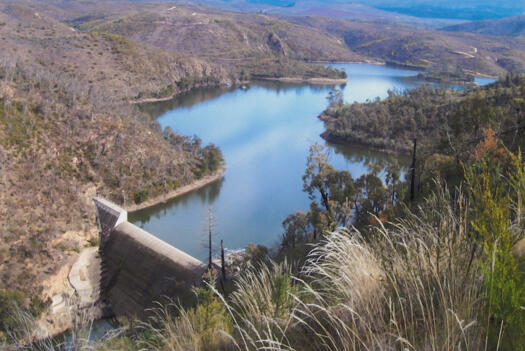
[129,64,491,260]
[252,79,347,93]
[130,177,225,226]
[138,85,236,117]
[329,142,411,173]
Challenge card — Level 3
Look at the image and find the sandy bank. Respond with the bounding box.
[256,77,347,84]
[257,76,347,84]
[126,167,226,213]
[130,94,178,104]
[309,59,385,65]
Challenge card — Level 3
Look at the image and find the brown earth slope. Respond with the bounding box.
[0,3,231,103]
[0,3,228,334]
[8,0,525,78]
[290,16,525,76]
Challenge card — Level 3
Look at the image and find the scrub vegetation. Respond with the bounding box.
[321,75,525,153]
[0,31,224,337]
[1,0,525,348]
[4,76,525,350]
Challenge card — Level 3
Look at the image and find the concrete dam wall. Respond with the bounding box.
[94,198,207,319]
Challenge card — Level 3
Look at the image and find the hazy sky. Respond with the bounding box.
[250,0,524,10]
[242,0,524,19]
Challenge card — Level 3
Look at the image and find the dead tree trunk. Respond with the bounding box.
[208,209,213,270]
[410,138,417,201]
[221,240,226,281]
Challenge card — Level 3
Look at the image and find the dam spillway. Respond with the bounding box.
[94,197,207,319]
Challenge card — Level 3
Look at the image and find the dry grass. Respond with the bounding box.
[240,185,483,350]
[4,186,505,351]
[138,186,486,351]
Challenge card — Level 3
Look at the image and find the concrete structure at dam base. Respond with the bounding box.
[93,197,208,319]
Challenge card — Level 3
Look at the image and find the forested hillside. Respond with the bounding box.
[0,3,232,102]
[0,2,226,334]
[321,75,525,153]
[3,0,525,80]
[9,76,524,351]
[156,0,525,21]
[442,16,525,37]
[74,1,525,78]
[69,3,357,80]
[291,16,525,76]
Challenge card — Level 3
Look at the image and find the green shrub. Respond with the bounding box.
[467,152,525,350]
[0,290,25,339]
[140,285,233,351]
[133,189,149,204]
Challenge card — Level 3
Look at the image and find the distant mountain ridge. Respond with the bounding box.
[442,16,525,37]
[18,0,525,77]
[170,0,525,20]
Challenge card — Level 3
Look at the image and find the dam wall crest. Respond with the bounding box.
[93,197,207,319]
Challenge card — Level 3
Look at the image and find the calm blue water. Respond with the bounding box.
[130,64,496,260]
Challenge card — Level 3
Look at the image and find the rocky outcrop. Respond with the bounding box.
[267,32,287,56]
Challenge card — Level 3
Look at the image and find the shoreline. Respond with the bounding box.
[474,72,500,79]
[255,77,347,84]
[320,131,411,155]
[129,65,500,106]
[308,59,385,65]
[130,94,178,104]
[129,75,349,105]
[318,114,411,155]
[126,167,226,213]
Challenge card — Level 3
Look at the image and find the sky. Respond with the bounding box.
[243,0,525,19]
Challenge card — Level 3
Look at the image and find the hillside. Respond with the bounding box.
[85,6,352,61]
[320,75,525,153]
[6,0,525,79]
[442,16,525,38]
[0,0,354,82]
[144,0,525,22]
[73,2,361,78]
[0,2,229,336]
[50,0,525,78]
[291,16,525,76]
[0,3,232,103]
[186,0,464,28]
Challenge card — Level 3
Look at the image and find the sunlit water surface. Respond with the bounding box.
[130,64,496,259]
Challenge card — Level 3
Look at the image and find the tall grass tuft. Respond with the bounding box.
[221,184,486,350]
[138,286,235,351]
[9,179,522,350]
[227,261,298,351]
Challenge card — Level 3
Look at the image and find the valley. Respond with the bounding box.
[0,0,524,348]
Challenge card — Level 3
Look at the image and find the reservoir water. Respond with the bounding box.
[130,64,495,259]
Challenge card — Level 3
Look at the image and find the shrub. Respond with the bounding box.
[467,152,525,350]
[133,189,150,204]
[139,286,233,351]
[0,290,25,339]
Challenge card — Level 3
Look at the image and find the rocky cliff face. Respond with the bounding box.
[267,32,287,56]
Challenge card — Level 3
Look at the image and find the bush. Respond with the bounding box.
[467,152,525,350]
[0,290,25,339]
[139,286,233,351]
[133,189,149,204]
